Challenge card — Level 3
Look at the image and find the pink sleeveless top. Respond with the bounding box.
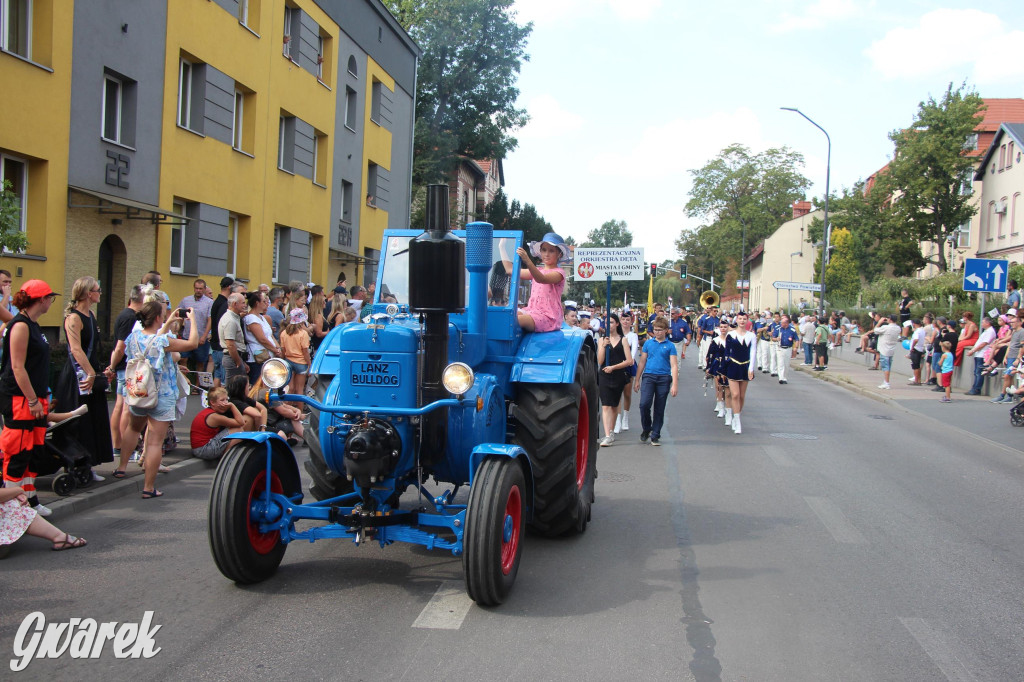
[521,268,566,332]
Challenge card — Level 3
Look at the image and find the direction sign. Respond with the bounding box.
[772,281,822,292]
[963,258,1008,293]
[573,247,645,281]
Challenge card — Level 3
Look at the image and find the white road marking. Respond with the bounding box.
[412,580,474,630]
[762,445,795,467]
[899,617,979,682]
[803,496,867,544]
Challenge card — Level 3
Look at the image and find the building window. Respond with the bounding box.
[963,133,978,152]
[999,144,1007,170]
[960,168,973,196]
[344,87,357,130]
[278,114,295,172]
[998,198,1007,239]
[370,79,382,124]
[238,0,248,25]
[232,90,244,150]
[0,154,27,234]
[1,0,30,59]
[340,179,353,224]
[347,55,357,77]
[316,35,324,80]
[226,213,238,278]
[366,163,378,205]
[282,5,296,59]
[1009,142,1015,169]
[1012,193,1021,235]
[313,132,327,186]
[102,75,123,143]
[170,200,187,273]
[273,225,283,282]
[957,220,971,249]
[178,59,193,129]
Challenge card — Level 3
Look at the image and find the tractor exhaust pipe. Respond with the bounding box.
[409,185,464,462]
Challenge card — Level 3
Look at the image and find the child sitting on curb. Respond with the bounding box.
[190,387,246,460]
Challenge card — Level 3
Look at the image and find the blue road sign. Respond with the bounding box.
[963,258,1009,293]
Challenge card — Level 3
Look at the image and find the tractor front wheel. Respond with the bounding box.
[209,442,299,584]
[463,456,526,606]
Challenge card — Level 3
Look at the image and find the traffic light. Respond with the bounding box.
[650,263,657,278]
[680,264,687,278]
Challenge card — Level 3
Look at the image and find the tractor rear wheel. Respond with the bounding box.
[209,441,300,584]
[514,346,599,537]
[303,375,354,500]
[463,456,526,606]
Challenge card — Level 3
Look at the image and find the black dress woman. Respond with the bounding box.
[725,312,756,435]
[597,312,633,447]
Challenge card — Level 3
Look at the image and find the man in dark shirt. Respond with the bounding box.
[209,276,234,388]
[108,284,145,460]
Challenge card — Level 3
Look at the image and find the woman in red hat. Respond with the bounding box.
[0,280,59,516]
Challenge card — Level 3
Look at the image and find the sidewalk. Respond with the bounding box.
[792,348,1022,453]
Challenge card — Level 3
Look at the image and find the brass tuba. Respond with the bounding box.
[700,290,719,309]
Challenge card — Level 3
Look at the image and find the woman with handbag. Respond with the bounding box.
[243,291,281,384]
[55,276,114,480]
[113,290,198,497]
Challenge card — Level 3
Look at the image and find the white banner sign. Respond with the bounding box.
[573,247,646,281]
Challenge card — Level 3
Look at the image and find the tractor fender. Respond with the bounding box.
[468,444,534,518]
[226,432,302,496]
[510,328,595,384]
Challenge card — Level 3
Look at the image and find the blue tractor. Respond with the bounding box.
[208,186,599,605]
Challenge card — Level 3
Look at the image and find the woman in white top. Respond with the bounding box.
[616,312,641,433]
[243,291,281,384]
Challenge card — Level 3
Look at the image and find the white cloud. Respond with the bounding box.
[865,9,1024,84]
[586,107,766,179]
[516,94,584,141]
[513,0,661,26]
[770,0,862,34]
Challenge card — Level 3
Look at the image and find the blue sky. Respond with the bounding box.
[503,0,1024,260]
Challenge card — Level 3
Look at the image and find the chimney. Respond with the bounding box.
[792,200,812,219]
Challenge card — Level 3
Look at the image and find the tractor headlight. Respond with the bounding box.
[261,358,292,390]
[442,362,474,396]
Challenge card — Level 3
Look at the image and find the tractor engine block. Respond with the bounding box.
[344,419,402,489]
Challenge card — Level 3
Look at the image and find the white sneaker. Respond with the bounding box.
[724,409,732,426]
[35,503,53,517]
[91,470,105,482]
[732,414,741,434]
[878,382,890,389]
[621,413,629,431]
[613,413,622,434]
[713,400,724,413]
[716,408,725,418]
[600,434,615,447]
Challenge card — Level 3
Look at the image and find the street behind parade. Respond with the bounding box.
[3,345,1023,682]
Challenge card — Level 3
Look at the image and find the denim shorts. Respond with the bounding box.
[128,394,177,423]
[116,369,126,398]
[180,342,211,366]
[211,350,225,382]
[285,360,308,375]
[880,354,893,372]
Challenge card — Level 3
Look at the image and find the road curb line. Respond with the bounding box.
[47,458,211,522]
[793,365,1022,458]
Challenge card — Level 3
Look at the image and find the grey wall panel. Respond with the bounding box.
[211,0,239,18]
[329,33,367,254]
[375,166,390,211]
[203,65,235,146]
[68,0,167,204]
[189,63,207,135]
[387,82,414,230]
[184,203,201,274]
[293,118,315,180]
[379,84,393,129]
[298,10,320,78]
[288,229,310,283]
[197,203,229,274]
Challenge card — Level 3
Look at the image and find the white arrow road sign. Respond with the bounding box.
[966,273,985,289]
[992,263,1004,291]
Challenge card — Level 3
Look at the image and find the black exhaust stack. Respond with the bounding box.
[409,185,464,461]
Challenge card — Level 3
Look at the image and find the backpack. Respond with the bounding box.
[125,333,161,409]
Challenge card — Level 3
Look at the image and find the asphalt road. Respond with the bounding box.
[3,357,1024,681]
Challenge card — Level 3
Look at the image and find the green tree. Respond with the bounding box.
[384,0,531,186]
[679,144,810,298]
[582,219,632,248]
[876,83,984,272]
[483,189,552,244]
[822,228,859,301]
[0,180,28,254]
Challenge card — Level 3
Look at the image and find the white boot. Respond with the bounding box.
[621,412,629,431]
[732,413,742,434]
[724,408,732,426]
[613,413,622,434]
[713,400,723,413]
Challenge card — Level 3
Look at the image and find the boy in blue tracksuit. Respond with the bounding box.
[633,317,678,446]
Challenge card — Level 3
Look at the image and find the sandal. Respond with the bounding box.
[52,534,87,551]
[111,469,127,479]
[141,489,164,499]
[158,465,171,474]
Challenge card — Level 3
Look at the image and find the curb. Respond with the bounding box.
[45,457,212,522]
[792,364,1022,458]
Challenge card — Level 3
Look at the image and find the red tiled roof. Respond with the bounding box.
[477,160,492,173]
[977,99,1024,132]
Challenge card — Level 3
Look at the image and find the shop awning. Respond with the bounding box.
[67,186,188,225]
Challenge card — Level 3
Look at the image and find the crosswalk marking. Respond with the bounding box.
[900,617,979,682]
[803,496,867,544]
[412,580,474,630]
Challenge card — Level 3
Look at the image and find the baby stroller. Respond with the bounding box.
[36,414,94,496]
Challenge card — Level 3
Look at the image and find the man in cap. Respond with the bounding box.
[669,307,690,360]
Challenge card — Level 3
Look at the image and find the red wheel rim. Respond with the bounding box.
[247,470,284,554]
[500,484,522,575]
[575,387,590,490]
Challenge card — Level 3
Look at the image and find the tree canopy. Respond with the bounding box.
[483,189,552,244]
[384,0,532,186]
[582,219,632,248]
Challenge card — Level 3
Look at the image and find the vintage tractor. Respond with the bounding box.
[208,185,599,605]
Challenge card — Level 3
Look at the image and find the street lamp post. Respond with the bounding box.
[781,107,831,319]
[789,250,802,313]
